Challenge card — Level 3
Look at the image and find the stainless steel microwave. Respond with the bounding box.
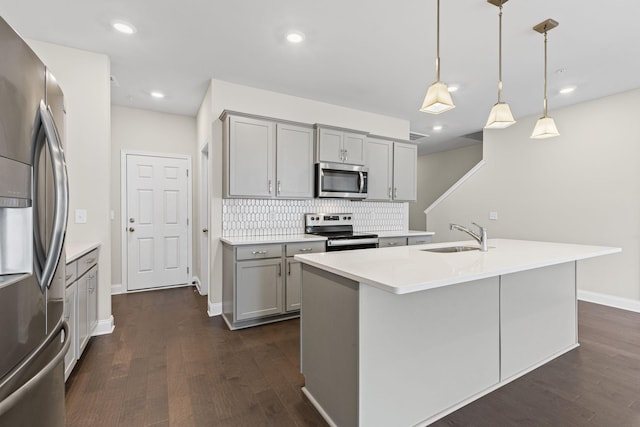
[315,162,368,199]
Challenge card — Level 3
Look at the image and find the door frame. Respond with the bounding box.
[198,142,210,295]
[120,150,193,292]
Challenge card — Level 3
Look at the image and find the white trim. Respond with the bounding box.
[301,387,339,427]
[121,150,193,292]
[111,283,124,295]
[92,315,115,336]
[192,276,208,295]
[208,301,222,317]
[198,142,210,297]
[424,160,485,215]
[578,290,640,313]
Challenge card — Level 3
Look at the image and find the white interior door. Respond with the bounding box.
[199,144,210,295]
[126,154,190,291]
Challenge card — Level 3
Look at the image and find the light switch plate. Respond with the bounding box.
[489,211,498,221]
[75,209,87,224]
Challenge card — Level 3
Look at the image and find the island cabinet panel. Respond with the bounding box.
[301,265,359,427]
[500,262,577,380]
[358,278,500,427]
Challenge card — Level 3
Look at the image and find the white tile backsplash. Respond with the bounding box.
[222,199,408,237]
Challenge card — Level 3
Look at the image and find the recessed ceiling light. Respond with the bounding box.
[112,20,137,35]
[432,125,443,131]
[559,86,576,94]
[286,31,305,43]
[150,91,165,99]
[448,85,459,93]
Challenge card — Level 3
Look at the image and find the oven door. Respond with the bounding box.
[316,163,367,199]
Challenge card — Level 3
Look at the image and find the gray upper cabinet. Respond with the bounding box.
[316,126,366,165]
[223,112,313,199]
[366,137,417,202]
[366,138,393,200]
[393,142,417,201]
[276,123,314,198]
[227,115,275,197]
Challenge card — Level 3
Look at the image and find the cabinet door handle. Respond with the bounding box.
[344,149,348,162]
[288,262,291,275]
[278,263,282,276]
[394,187,398,199]
[277,180,281,195]
[388,187,392,199]
[388,242,398,246]
[251,250,268,255]
[268,180,272,194]
[298,248,313,252]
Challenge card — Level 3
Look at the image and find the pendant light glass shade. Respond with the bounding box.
[420,81,455,114]
[531,19,560,139]
[485,0,515,129]
[530,116,559,139]
[420,0,455,114]
[485,102,516,129]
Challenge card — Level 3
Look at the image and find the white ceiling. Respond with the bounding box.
[2,0,639,155]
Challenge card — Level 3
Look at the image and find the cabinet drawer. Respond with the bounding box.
[77,249,98,277]
[65,261,77,285]
[379,237,407,248]
[236,244,282,261]
[285,241,325,257]
[408,235,433,246]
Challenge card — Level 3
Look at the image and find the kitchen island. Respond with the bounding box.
[295,239,620,427]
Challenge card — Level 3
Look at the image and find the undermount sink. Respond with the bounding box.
[421,246,480,253]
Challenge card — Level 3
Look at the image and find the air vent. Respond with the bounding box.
[409,131,430,141]
[110,75,120,88]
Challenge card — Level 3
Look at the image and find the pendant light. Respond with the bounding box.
[531,19,560,139]
[420,0,455,114]
[485,0,516,129]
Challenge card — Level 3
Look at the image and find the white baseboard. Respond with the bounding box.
[208,301,222,317]
[111,283,124,295]
[578,290,640,313]
[92,315,115,336]
[192,276,208,296]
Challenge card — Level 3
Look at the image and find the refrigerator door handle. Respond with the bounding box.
[31,101,69,293]
[0,320,69,417]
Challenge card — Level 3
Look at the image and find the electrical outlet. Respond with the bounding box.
[489,211,498,221]
[75,209,87,224]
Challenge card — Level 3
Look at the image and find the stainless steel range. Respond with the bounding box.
[304,213,378,251]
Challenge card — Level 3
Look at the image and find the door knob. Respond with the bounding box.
[202,228,209,233]
[128,227,135,232]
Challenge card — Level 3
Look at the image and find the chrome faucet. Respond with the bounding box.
[449,222,489,252]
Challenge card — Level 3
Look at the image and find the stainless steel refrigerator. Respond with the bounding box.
[0,17,69,427]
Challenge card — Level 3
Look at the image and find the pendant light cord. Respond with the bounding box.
[497,2,503,102]
[543,30,548,117]
[435,0,441,82]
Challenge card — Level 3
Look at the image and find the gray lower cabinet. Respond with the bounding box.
[285,259,302,312]
[223,240,324,329]
[408,235,432,245]
[64,248,99,382]
[236,258,283,321]
[378,237,407,248]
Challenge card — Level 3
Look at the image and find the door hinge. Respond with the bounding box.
[186,169,189,177]
[187,218,189,226]
[187,267,190,274]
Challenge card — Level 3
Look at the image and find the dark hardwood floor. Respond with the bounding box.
[65,288,640,426]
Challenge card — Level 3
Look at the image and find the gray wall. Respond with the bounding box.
[410,145,483,231]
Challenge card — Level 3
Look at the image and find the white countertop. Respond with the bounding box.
[374,230,435,238]
[295,239,621,295]
[66,242,101,263]
[220,234,327,245]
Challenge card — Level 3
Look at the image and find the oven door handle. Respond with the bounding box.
[327,238,379,247]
